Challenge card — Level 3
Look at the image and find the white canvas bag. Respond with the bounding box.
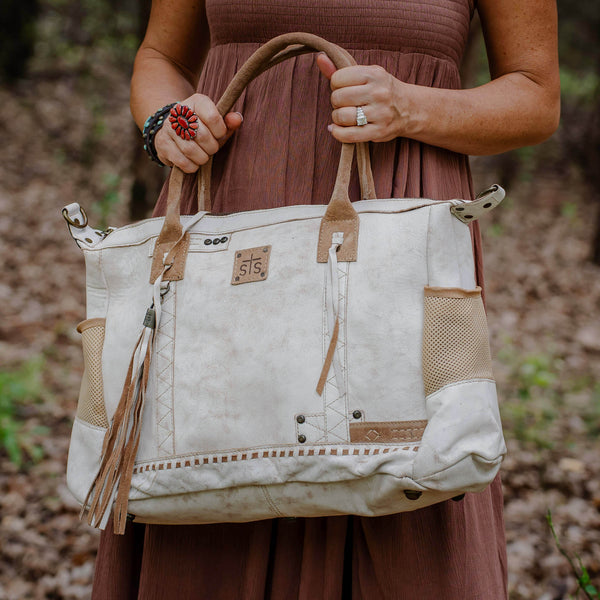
[63,33,506,534]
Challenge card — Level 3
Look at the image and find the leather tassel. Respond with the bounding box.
[316,233,345,396]
[80,311,156,535]
[316,318,339,396]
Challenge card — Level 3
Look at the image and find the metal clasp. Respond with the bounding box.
[61,205,88,228]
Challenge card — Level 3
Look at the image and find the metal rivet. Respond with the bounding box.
[204,239,212,245]
[237,253,242,258]
[261,272,265,277]
[235,276,240,282]
[220,237,228,243]
[85,238,93,243]
[451,493,466,502]
[213,238,220,245]
[455,207,464,211]
[296,415,305,424]
[263,247,269,252]
[352,410,362,419]
[404,490,422,500]
[483,203,492,209]
[298,434,306,443]
[464,215,473,219]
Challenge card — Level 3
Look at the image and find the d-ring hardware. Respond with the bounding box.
[62,205,89,228]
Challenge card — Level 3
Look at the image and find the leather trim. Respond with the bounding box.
[149,232,191,283]
[424,286,482,299]
[349,420,427,443]
[77,317,106,333]
[131,444,420,474]
[317,219,359,263]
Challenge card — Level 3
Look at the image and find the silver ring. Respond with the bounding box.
[356,106,368,127]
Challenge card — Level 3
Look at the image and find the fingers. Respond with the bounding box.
[332,105,373,128]
[327,123,379,144]
[316,53,337,80]
[154,93,243,173]
[321,64,401,144]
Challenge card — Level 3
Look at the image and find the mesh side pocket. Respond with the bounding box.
[422,287,493,396]
[76,318,109,428]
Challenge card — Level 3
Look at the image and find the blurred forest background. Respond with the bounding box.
[0,1,599,598]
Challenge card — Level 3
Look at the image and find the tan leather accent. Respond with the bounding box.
[349,421,428,443]
[150,232,191,283]
[317,143,360,262]
[316,318,339,395]
[82,326,155,535]
[77,317,106,333]
[424,286,482,299]
[76,319,109,429]
[150,168,192,283]
[422,287,493,396]
[130,443,418,474]
[317,219,359,263]
[231,245,271,285]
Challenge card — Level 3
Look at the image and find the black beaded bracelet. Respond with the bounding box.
[142,102,177,166]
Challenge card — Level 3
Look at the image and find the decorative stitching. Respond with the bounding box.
[261,486,284,518]
[131,445,420,474]
[155,285,177,456]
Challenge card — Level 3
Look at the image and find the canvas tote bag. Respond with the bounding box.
[62,33,507,534]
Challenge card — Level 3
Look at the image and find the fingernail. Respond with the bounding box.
[235,112,243,122]
[327,124,333,132]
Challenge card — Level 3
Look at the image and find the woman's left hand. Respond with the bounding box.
[316,53,415,144]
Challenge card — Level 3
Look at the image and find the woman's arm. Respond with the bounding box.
[318,0,560,155]
[130,0,242,172]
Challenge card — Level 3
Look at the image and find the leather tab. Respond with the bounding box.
[450,184,505,223]
[149,232,190,283]
[317,219,358,263]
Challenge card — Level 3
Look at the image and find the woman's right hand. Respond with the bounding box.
[154,93,243,173]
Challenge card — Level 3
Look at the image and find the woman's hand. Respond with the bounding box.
[154,93,243,173]
[316,54,415,144]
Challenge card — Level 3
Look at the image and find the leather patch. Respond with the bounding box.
[150,232,191,283]
[232,246,271,285]
[349,420,427,443]
[317,219,359,263]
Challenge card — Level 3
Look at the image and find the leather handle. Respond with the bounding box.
[198,34,375,213]
[152,33,369,282]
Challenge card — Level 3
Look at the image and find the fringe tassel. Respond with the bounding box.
[316,232,345,396]
[80,314,156,535]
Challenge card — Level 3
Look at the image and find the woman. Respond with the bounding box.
[92,1,559,598]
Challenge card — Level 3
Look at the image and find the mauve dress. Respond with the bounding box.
[91,1,508,598]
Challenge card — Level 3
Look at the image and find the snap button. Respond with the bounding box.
[298,434,307,443]
[296,415,305,424]
[403,490,422,500]
[352,410,362,419]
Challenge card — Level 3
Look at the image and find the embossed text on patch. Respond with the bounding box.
[232,245,271,285]
[349,420,427,443]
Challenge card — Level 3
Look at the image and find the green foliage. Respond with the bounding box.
[93,172,122,228]
[560,68,600,105]
[32,0,140,74]
[496,347,600,449]
[0,359,49,469]
[547,510,599,599]
[582,384,600,438]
